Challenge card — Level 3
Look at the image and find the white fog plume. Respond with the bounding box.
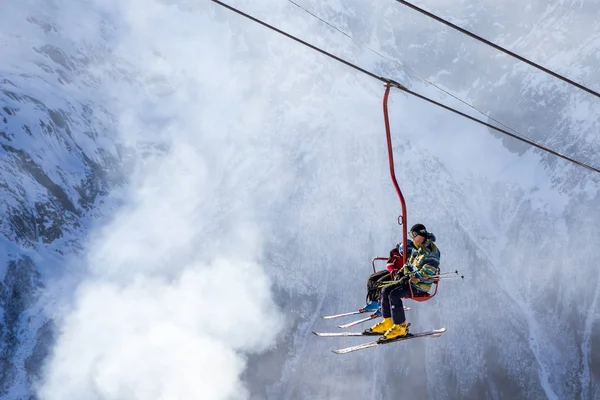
[40,264,277,400]
[39,139,282,398]
[35,0,285,399]
[38,142,283,399]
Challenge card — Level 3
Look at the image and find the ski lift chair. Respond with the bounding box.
[371,256,439,302]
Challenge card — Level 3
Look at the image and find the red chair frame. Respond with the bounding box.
[372,257,439,302]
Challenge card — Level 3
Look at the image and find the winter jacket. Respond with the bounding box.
[386,240,415,273]
[402,232,440,292]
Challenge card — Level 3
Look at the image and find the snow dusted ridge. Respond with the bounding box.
[1,0,599,399]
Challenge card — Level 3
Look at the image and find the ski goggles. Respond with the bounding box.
[410,230,426,239]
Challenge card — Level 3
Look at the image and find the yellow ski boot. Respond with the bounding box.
[380,321,409,341]
[363,317,392,336]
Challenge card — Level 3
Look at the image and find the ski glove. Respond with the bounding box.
[391,269,405,281]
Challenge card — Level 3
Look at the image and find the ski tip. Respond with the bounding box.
[424,328,446,337]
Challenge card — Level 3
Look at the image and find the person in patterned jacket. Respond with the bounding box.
[363,223,440,340]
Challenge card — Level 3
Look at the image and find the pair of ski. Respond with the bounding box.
[313,328,446,354]
[317,307,445,354]
[321,306,410,329]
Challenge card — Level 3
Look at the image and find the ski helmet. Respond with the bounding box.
[410,223,427,239]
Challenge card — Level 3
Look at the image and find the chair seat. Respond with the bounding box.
[402,291,431,302]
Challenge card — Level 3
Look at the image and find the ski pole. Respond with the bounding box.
[438,270,460,276]
[379,274,464,287]
[432,275,464,280]
[429,272,464,279]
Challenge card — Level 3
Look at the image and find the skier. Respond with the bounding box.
[363,239,415,312]
[364,223,440,340]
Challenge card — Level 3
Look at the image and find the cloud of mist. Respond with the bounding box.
[39,258,279,399]
[35,1,287,399]
[38,117,284,398]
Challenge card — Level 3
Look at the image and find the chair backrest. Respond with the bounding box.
[371,257,388,273]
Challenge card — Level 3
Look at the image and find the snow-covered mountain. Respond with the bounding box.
[1,0,599,399]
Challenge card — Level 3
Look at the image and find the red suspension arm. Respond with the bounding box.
[382,83,408,266]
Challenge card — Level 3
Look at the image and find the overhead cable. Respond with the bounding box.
[210,0,600,175]
[211,0,382,82]
[395,0,600,100]
[287,0,523,149]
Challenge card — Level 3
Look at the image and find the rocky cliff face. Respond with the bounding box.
[0,11,126,395]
